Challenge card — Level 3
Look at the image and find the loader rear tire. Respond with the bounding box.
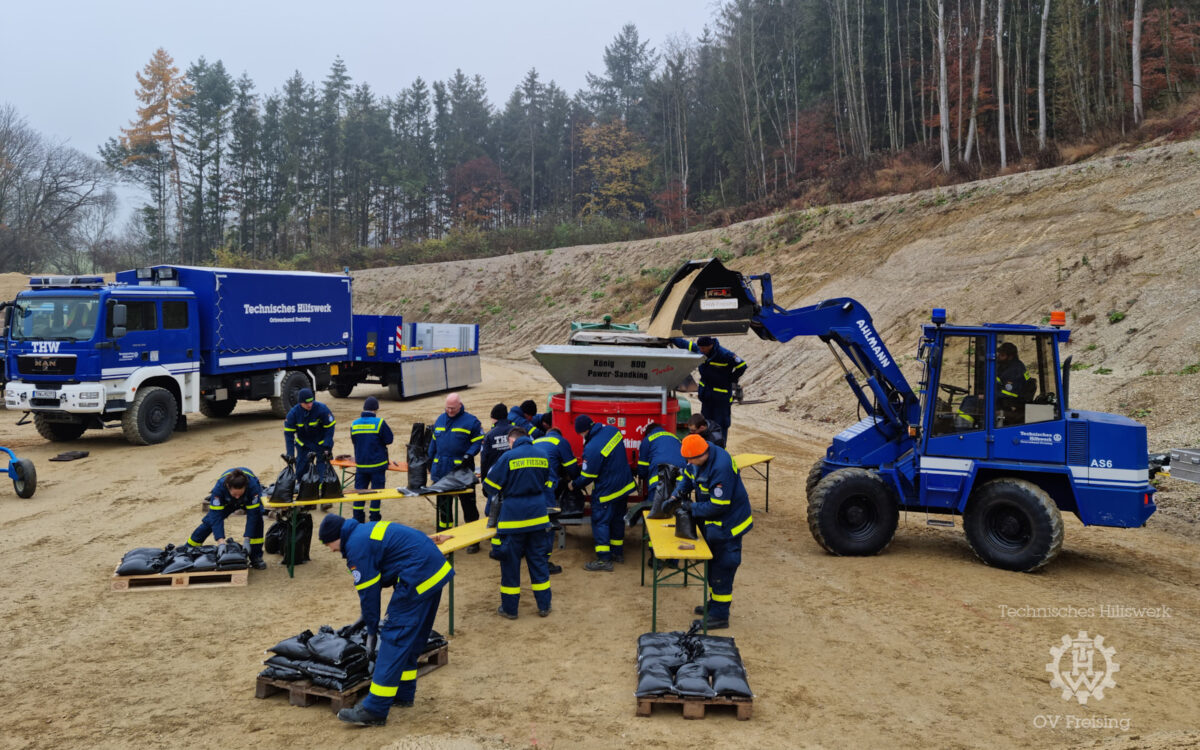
[33,414,86,442]
[12,458,36,498]
[963,478,1063,572]
[808,468,899,556]
[122,386,178,445]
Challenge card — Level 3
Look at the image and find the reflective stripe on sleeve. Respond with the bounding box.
[416,560,452,594]
[730,515,754,536]
[356,574,382,590]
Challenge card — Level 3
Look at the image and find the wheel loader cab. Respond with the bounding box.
[925,329,1064,463]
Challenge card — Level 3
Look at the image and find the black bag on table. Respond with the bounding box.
[674,504,698,540]
[406,423,431,490]
[271,459,297,504]
[318,459,343,500]
[296,457,322,502]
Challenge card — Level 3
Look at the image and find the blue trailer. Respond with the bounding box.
[2,266,480,445]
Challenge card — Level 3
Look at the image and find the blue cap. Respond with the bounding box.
[318,513,345,544]
[696,336,716,347]
[574,415,594,434]
[363,396,380,412]
[298,388,315,403]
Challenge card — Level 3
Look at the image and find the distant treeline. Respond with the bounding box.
[3,0,1197,273]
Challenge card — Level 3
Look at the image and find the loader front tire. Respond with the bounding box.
[808,468,899,556]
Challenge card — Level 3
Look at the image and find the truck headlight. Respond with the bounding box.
[79,391,101,399]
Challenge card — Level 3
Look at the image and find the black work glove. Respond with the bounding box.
[365,633,378,655]
[324,450,333,461]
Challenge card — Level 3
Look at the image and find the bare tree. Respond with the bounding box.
[963,0,987,162]
[938,0,952,172]
[1132,0,1145,124]
[1038,0,1051,149]
[997,0,1008,168]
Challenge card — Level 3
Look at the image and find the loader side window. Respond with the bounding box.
[994,333,1060,427]
[931,335,988,437]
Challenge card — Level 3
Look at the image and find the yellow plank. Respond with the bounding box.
[643,512,712,561]
[732,453,774,469]
[435,519,497,555]
[263,487,472,510]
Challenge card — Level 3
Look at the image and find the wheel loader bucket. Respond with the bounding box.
[646,258,758,338]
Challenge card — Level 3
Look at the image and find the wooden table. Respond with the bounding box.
[263,487,475,578]
[733,453,775,512]
[329,458,406,490]
[434,519,497,636]
[640,511,713,633]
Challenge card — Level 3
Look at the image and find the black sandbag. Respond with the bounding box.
[638,632,682,650]
[638,649,689,672]
[264,520,287,555]
[673,662,716,698]
[319,459,343,500]
[407,423,430,490]
[694,652,743,673]
[419,466,477,494]
[271,461,297,503]
[161,555,194,574]
[269,630,315,660]
[337,619,367,639]
[122,547,163,561]
[695,634,738,649]
[647,465,682,519]
[307,629,366,665]
[265,654,305,671]
[712,666,753,698]
[426,629,447,651]
[280,511,313,566]
[303,656,369,681]
[674,504,698,540]
[260,665,305,681]
[558,486,586,515]
[297,456,322,502]
[191,551,218,571]
[116,556,163,575]
[217,543,248,570]
[310,675,366,692]
[635,662,676,697]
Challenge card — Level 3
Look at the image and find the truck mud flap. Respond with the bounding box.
[646,259,757,337]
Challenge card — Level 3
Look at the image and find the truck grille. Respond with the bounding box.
[18,355,76,376]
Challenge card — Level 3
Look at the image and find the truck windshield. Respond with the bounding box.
[10,296,101,342]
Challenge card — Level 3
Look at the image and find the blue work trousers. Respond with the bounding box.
[361,588,443,716]
[589,497,627,561]
[704,536,743,621]
[353,467,387,522]
[188,506,264,561]
[499,530,551,615]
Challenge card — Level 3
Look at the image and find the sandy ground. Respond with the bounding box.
[0,356,1197,750]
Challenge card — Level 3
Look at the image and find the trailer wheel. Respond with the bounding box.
[199,398,237,418]
[270,371,310,418]
[808,468,899,556]
[964,478,1063,572]
[327,380,354,399]
[12,458,36,498]
[122,386,178,445]
[388,380,402,400]
[33,414,87,442]
[805,459,826,503]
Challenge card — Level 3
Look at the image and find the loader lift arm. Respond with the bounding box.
[649,259,919,436]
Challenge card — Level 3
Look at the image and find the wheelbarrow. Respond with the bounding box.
[2,447,36,498]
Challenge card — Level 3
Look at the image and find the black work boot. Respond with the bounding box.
[692,617,729,630]
[547,562,563,575]
[584,559,613,572]
[337,703,386,726]
[250,558,267,570]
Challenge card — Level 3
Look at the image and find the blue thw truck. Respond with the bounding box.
[2,266,480,445]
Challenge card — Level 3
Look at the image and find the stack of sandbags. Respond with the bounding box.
[260,623,448,690]
[116,542,248,575]
[635,627,753,699]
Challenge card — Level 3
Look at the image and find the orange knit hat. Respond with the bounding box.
[680,434,709,459]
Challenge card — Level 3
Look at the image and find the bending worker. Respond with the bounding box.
[284,387,336,469]
[483,427,553,619]
[572,415,636,572]
[671,336,745,448]
[187,468,267,570]
[350,396,394,523]
[637,421,685,489]
[669,434,754,630]
[318,514,453,727]
[429,393,483,531]
[533,417,580,575]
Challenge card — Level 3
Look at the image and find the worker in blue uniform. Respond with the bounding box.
[636,422,686,488]
[429,392,483,531]
[350,396,394,523]
[533,420,580,575]
[572,415,636,572]
[319,514,453,727]
[671,336,746,448]
[480,403,514,557]
[530,412,553,440]
[669,434,754,630]
[957,341,1037,429]
[187,467,267,569]
[483,428,553,618]
[506,399,538,437]
[284,387,336,471]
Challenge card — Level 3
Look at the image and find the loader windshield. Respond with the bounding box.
[10,296,100,342]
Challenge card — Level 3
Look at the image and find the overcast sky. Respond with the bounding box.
[2,0,713,158]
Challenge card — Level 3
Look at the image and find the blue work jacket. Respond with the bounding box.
[671,337,747,404]
[283,401,337,456]
[430,408,483,481]
[339,519,453,635]
[637,425,685,485]
[480,418,514,479]
[574,423,636,503]
[506,406,536,437]
[350,412,394,470]
[533,428,580,492]
[674,441,754,542]
[482,436,552,534]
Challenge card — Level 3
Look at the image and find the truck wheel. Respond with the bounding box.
[805,459,826,503]
[964,478,1063,572]
[121,386,178,445]
[808,468,899,556]
[328,380,353,399]
[270,371,310,418]
[12,458,36,498]
[199,398,237,418]
[388,380,402,400]
[33,414,87,442]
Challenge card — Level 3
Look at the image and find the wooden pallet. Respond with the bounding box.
[111,567,249,591]
[255,643,449,713]
[636,693,753,720]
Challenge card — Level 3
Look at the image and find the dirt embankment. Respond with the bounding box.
[1,139,1198,749]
